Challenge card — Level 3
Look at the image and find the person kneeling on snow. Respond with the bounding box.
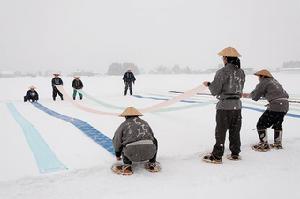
[242,69,289,151]
[24,86,39,102]
[112,107,158,175]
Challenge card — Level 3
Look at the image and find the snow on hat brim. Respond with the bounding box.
[29,86,36,89]
[119,107,143,117]
[254,69,273,78]
[218,47,241,57]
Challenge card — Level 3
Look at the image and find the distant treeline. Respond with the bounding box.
[282,61,300,68]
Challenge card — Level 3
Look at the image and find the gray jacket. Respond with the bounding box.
[250,77,289,113]
[209,63,245,110]
[113,117,157,162]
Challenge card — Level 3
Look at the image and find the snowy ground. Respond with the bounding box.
[0,73,300,199]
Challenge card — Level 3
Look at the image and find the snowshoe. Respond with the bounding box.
[202,154,222,164]
[270,143,283,150]
[227,154,241,161]
[251,142,270,152]
[111,164,133,176]
[144,162,161,173]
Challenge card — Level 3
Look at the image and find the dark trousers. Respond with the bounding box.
[124,82,133,95]
[122,138,158,165]
[52,86,63,100]
[24,96,38,102]
[257,110,286,131]
[256,110,286,143]
[212,109,242,159]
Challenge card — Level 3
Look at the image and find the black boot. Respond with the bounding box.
[252,129,270,152]
[203,154,222,164]
[271,130,283,149]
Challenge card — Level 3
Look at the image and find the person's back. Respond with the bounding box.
[112,107,158,175]
[251,77,289,113]
[210,63,245,110]
[246,69,289,151]
[202,47,244,163]
[116,117,155,146]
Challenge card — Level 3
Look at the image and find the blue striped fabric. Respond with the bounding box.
[6,103,66,173]
[32,102,115,155]
[133,94,300,118]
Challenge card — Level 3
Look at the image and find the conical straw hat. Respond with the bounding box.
[218,47,241,57]
[254,69,273,78]
[119,107,143,117]
[29,85,36,89]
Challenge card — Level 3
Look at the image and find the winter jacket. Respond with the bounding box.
[113,117,157,162]
[123,71,136,83]
[72,79,83,89]
[25,90,39,101]
[51,77,63,87]
[208,63,245,110]
[250,77,289,113]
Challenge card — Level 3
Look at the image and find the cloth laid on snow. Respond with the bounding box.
[6,103,66,173]
[32,102,115,155]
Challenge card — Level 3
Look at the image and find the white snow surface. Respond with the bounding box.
[0,73,300,199]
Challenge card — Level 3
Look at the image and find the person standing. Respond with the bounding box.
[24,86,39,102]
[202,47,245,164]
[123,69,136,95]
[112,107,159,175]
[51,73,64,101]
[243,69,289,151]
[72,76,83,100]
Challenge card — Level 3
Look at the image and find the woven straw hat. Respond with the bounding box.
[29,85,36,89]
[254,69,273,78]
[119,107,143,117]
[218,47,241,57]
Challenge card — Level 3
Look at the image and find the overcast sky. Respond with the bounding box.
[0,0,299,73]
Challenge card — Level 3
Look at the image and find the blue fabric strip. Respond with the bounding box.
[242,105,300,118]
[32,102,114,155]
[6,103,66,173]
[133,94,300,119]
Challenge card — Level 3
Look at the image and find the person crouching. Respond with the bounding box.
[112,107,158,175]
[24,86,39,102]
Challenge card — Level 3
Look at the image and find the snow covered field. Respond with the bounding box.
[0,73,300,199]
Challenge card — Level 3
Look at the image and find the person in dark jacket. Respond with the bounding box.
[202,47,245,164]
[24,86,39,102]
[123,69,136,95]
[112,107,158,175]
[243,69,289,151]
[51,74,64,101]
[72,76,83,100]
